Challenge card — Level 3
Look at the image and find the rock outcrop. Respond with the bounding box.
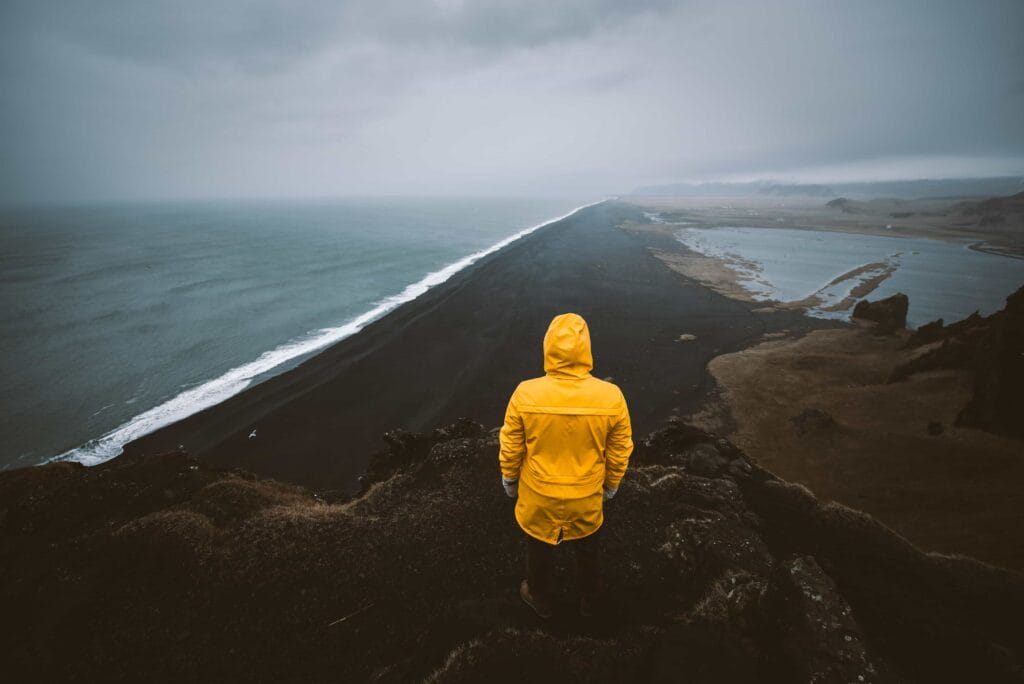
[826,197,856,212]
[891,285,1024,438]
[852,293,909,333]
[2,422,1023,682]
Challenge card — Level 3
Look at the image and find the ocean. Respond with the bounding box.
[0,197,590,470]
[674,226,1024,327]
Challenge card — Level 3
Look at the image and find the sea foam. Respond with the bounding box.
[53,201,601,467]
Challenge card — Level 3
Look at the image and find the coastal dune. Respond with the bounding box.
[124,202,792,491]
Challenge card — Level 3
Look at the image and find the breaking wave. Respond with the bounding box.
[53,201,601,466]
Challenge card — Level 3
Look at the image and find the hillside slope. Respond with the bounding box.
[3,421,1023,682]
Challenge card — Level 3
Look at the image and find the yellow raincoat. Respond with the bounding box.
[499,313,633,544]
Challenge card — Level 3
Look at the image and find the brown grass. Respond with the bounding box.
[698,327,1024,570]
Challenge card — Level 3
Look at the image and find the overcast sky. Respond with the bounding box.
[1,0,1022,202]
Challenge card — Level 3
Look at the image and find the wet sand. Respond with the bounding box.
[125,201,820,492]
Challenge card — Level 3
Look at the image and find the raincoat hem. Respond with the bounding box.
[515,514,603,545]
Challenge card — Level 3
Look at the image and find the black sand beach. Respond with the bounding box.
[124,201,815,491]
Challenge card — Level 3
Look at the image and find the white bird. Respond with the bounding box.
[248,430,257,439]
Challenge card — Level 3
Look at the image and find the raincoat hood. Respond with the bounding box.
[543,313,593,378]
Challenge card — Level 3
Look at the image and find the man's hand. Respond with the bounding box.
[502,477,519,499]
[603,486,617,501]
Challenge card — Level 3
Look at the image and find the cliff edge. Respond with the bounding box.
[3,419,1023,682]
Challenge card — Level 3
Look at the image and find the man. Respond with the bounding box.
[498,312,633,618]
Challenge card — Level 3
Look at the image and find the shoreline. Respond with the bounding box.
[50,201,603,469]
[624,205,1024,327]
[121,201,829,492]
[967,240,1024,260]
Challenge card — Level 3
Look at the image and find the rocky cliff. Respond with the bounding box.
[891,285,1024,438]
[2,420,1023,682]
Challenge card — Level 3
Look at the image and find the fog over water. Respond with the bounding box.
[1,0,1023,203]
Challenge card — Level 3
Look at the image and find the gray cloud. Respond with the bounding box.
[1,0,1022,202]
[5,0,675,71]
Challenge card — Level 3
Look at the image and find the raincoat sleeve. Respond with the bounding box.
[498,389,526,482]
[603,395,633,490]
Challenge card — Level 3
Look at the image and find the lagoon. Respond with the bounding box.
[674,226,1024,327]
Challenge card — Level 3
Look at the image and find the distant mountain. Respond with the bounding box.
[952,190,1024,216]
[834,177,1024,199]
[824,190,1024,222]
[632,176,1024,200]
[630,180,836,197]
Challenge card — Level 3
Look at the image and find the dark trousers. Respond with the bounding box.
[525,527,601,603]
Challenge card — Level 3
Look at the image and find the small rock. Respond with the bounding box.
[678,334,698,342]
[852,293,909,333]
[683,443,727,477]
[727,460,753,477]
[791,408,836,435]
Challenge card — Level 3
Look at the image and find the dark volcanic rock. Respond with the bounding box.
[891,285,1024,439]
[902,312,986,352]
[904,317,945,348]
[360,417,485,493]
[679,443,727,477]
[3,421,1023,682]
[423,627,660,683]
[957,287,1024,437]
[771,555,894,683]
[852,293,909,333]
